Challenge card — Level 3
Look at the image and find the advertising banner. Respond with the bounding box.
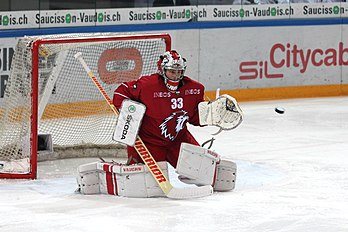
[2,3,348,30]
[1,23,348,102]
[1,5,348,101]
[0,6,199,30]
[197,25,344,91]
[0,38,17,101]
[0,11,37,29]
[290,3,347,19]
[95,6,198,26]
[37,9,96,28]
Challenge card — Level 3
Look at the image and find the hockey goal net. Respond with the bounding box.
[0,33,171,179]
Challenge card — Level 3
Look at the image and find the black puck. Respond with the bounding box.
[275,107,285,114]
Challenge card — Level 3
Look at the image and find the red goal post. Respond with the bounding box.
[0,33,171,179]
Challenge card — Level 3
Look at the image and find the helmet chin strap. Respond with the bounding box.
[164,74,182,92]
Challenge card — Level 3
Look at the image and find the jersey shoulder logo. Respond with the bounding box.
[159,110,189,141]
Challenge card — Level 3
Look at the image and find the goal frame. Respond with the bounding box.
[0,33,171,179]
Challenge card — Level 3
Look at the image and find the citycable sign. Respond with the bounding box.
[239,42,348,80]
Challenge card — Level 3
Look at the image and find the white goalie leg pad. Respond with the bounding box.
[214,159,237,191]
[77,161,169,197]
[76,162,101,195]
[176,143,237,191]
[113,99,146,146]
[176,143,220,186]
[98,161,168,198]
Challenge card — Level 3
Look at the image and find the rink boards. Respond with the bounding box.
[2,14,348,107]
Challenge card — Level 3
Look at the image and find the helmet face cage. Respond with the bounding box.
[158,50,187,91]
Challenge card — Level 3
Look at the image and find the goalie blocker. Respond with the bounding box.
[176,143,236,191]
[113,99,146,146]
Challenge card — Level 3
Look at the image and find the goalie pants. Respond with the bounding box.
[127,131,200,168]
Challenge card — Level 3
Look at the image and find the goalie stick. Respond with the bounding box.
[74,52,213,199]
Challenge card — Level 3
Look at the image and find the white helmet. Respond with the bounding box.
[158,50,187,91]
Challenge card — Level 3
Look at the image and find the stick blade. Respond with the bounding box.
[166,185,213,199]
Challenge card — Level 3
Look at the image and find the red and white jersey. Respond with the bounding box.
[113,73,205,146]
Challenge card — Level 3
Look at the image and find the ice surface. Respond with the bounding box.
[1,97,348,232]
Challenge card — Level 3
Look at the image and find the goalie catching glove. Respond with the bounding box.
[198,94,243,132]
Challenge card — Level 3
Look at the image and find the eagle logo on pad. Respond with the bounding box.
[159,110,189,141]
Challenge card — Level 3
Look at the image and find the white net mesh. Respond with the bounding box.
[0,33,169,177]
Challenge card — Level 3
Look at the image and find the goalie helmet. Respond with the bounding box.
[158,50,187,92]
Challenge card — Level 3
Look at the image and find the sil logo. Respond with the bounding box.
[128,105,136,113]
